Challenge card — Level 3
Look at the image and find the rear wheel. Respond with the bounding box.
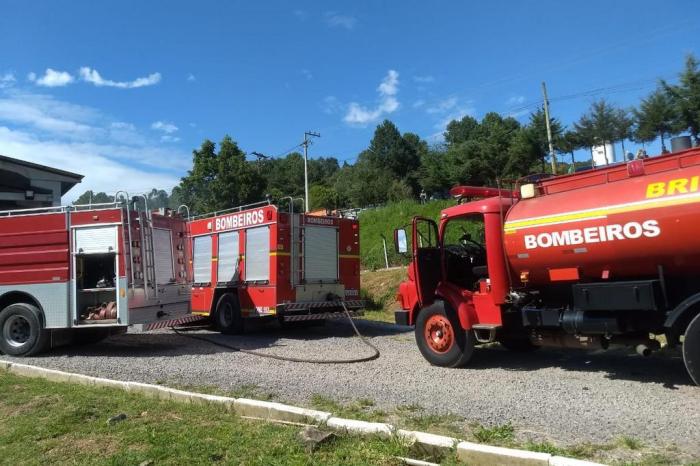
[215,293,243,335]
[415,301,474,368]
[683,312,700,385]
[0,303,49,356]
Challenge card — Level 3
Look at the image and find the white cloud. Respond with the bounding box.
[0,89,188,200]
[187,73,196,82]
[413,75,434,83]
[377,69,399,96]
[413,99,426,108]
[324,12,357,30]
[506,95,526,106]
[293,9,308,20]
[29,68,74,87]
[160,135,181,143]
[151,121,178,134]
[300,69,313,80]
[322,96,343,115]
[0,126,180,201]
[0,73,16,89]
[79,67,161,89]
[344,70,400,126]
[0,91,96,137]
[426,96,458,114]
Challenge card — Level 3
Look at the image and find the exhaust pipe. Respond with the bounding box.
[635,340,661,357]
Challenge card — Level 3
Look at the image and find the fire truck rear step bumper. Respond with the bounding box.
[282,310,363,322]
[279,300,365,322]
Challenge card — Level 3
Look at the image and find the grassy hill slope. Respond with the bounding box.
[358,199,452,270]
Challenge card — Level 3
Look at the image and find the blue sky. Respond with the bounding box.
[1,0,698,200]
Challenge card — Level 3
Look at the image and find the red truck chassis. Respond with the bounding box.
[396,147,700,384]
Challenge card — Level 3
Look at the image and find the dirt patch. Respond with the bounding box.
[360,268,407,321]
[0,394,64,418]
[45,435,122,458]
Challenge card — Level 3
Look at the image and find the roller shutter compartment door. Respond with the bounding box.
[193,235,212,284]
[153,228,174,284]
[304,226,338,282]
[75,226,117,254]
[245,226,270,281]
[217,231,240,283]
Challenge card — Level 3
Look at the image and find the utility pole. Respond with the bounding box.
[541,82,557,174]
[302,131,320,212]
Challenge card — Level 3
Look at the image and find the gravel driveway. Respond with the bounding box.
[5,319,699,458]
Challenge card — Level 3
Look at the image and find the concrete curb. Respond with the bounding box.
[0,360,606,466]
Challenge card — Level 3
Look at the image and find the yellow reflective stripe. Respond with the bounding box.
[504,192,700,232]
[339,254,360,259]
[269,251,291,256]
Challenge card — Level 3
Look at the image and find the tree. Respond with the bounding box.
[444,115,479,146]
[73,191,113,205]
[633,88,678,151]
[524,108,564,172]
[613,107,634,156]
[662,54,700,144]
[559,131,583,169]
[176,136,265,215]
[364,120,421,181]
[574,99,619,164]
[309,184,338,212]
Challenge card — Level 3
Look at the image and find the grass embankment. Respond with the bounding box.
[360,267,408,323]
[358,199,452,270]
[0,373,409,465]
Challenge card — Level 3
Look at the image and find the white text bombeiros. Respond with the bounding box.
[523,220,660,249]
[214,209,265,231]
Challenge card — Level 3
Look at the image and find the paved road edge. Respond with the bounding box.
[0,359,605,466]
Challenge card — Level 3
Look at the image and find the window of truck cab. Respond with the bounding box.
[442,214,486,289]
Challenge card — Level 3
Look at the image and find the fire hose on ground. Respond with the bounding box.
[172,301,380,364]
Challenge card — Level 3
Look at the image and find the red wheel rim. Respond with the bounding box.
[424,315,454,353]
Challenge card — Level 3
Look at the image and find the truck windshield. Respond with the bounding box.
[442,215,486,289]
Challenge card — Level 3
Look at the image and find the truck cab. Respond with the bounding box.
[394,188,516,367]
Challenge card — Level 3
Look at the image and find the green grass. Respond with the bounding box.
[358,199,452,270]
[309,394,387,423]
[0,373,410,465]
[471,422,515,445]
[359,268,408,323]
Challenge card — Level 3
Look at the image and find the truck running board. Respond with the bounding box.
[282,310,363,322]
[472,324,499,343]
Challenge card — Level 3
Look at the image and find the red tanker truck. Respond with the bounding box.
[394,146,700,384]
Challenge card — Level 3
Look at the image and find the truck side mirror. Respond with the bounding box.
[394,228,408,254]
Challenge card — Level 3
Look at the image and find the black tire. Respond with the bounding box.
[0,303,49,356]
[415,301,475,368]
[215,293,243,335]
[683,312,700,386]
[499,337,539,352]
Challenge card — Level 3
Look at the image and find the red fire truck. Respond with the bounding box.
[187,201,363,333]
[0,197,194,356]
[395,146,700,384]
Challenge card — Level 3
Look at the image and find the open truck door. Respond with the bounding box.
[412,216,441,307]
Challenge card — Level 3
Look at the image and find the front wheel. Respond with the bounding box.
[215,293,243,335]
[683,312,700,385]
[415,301,474,368]
[0,303,49,356]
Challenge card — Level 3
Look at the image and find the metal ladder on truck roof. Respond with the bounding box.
[134,195,158,300]
[285,197,306,287]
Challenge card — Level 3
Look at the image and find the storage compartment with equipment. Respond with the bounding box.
[73,226,120,323]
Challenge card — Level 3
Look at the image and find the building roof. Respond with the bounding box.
[0,154,83,195]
